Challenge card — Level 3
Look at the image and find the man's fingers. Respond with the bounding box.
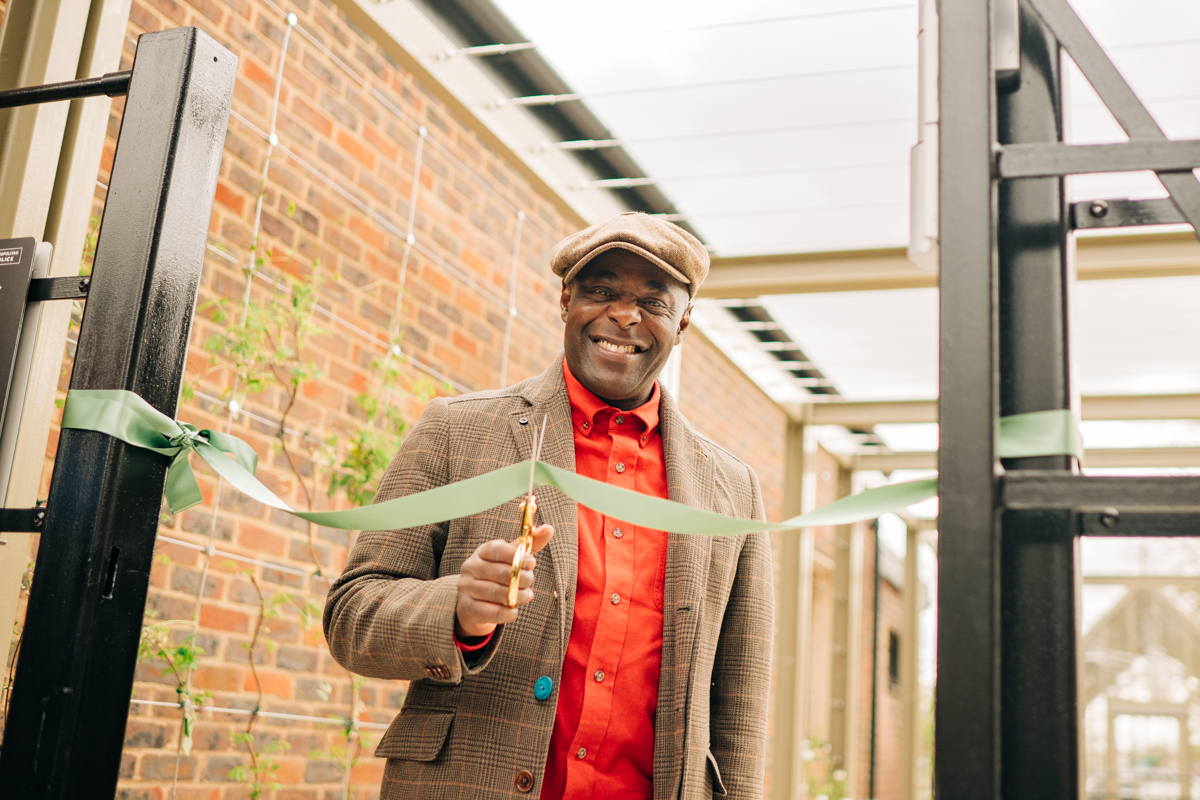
[464,573,535,606]
[475,538,520,564]
[466,557,535,587]
[529,523,555,554]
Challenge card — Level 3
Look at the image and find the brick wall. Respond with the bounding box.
[8,0,578,795]
[676,328,787,521]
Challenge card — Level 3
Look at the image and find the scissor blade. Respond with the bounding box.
[528,414,548,497]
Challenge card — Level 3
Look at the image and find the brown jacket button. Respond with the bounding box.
[515,770,535,792]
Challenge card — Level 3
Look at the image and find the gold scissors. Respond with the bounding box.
[508,415,548,607]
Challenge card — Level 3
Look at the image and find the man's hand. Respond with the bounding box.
[455,523,555,639]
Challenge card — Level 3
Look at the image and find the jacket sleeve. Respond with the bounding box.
[321,397,502,683]
[710,465,775,799]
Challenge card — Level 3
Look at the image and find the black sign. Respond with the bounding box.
[0,237,37,436]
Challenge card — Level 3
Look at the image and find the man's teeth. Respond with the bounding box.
[596,339,638,354]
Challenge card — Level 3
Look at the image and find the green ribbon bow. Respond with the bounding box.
[59,389,1082,535]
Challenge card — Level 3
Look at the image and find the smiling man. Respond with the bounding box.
[324,212,774,800]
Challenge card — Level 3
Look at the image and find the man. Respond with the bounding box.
[324,212,773,799]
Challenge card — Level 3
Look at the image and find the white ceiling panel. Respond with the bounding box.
[486,0,1200,415]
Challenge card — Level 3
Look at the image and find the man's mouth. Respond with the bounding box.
[592,337,644,355]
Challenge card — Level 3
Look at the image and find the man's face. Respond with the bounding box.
[560,249,692,408]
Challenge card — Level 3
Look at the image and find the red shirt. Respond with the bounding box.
[540,361,669,799]
[455,362,669,798]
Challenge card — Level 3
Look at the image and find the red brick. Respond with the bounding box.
[335,129,375,170]
[198,604,251,633]
[213,180,244,215]
[361,121,398,162]
[238,522,286,555]
[191,664,243,691]
[244,668,291,697]
[241,55,276,94]
[347,216,385,252]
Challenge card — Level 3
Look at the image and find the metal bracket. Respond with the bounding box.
[1078,508,1200,536]
[1070,198,1184,230]
[27,275,90,302]
[0,507,46,533]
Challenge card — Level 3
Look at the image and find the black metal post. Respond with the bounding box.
[0,27,235,799]
[936,0,1001,798]
[997,10,1078,799]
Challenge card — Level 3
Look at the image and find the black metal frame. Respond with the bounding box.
[937,1,1200,799]
[0,27,235,798]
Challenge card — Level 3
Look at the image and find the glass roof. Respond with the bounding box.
[493,0,1200,257]
[492,0,1200,446]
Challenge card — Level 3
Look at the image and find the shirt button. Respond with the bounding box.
[613,527,623,539]
[583,421,589,429]
[594,670,605,682]
[611,593,620,605]
[615,462,625,474]
[519,417,528,425]
[515,770,535,792]
[552,589,559,600]
[577,747,587,759]
[615,415,624,425]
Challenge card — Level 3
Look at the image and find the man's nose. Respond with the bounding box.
[608,297,641,327]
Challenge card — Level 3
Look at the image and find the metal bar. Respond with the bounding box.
[0,70,130,110]
[1026,0,1200,235]
[1070,198,1185,229]
[936,0,1000,798]
[0,507,46,532]
[995,9,1078,798]
[797,393,1200,426]
[26,275,91,302]
[0,27,236,799]
[999,140,1200,178]
[857,446,1200,472]
[1078,510,1200,536]
[1003,472,1200,512]
[438,41,536,59]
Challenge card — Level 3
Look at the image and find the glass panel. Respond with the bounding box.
[1080,537,1200,800]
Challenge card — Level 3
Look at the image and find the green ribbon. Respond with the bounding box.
[59,389,1081,535]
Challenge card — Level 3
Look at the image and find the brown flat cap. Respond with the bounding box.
[551,211,709,297]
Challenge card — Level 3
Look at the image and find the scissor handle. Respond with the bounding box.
[507,495,538,607]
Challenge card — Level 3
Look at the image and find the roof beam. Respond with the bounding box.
[787,393,1200,427]
[1083,576,1200,587]
[855,446,1200,472]
[701,230,1200,297]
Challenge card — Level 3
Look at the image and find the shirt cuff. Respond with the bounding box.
[454,628,495,652]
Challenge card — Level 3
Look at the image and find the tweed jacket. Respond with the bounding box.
[323,356,774,799]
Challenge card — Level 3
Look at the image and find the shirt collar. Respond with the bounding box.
[562,358,661,446]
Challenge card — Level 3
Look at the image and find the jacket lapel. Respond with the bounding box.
[655,385,716,798]
[510,356,577,650]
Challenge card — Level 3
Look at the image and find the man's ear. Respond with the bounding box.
[559,281,571,323]
[675,303,693,346]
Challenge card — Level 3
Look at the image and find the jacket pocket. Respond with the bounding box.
[706,748,728,797]
[374,707,455,761]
